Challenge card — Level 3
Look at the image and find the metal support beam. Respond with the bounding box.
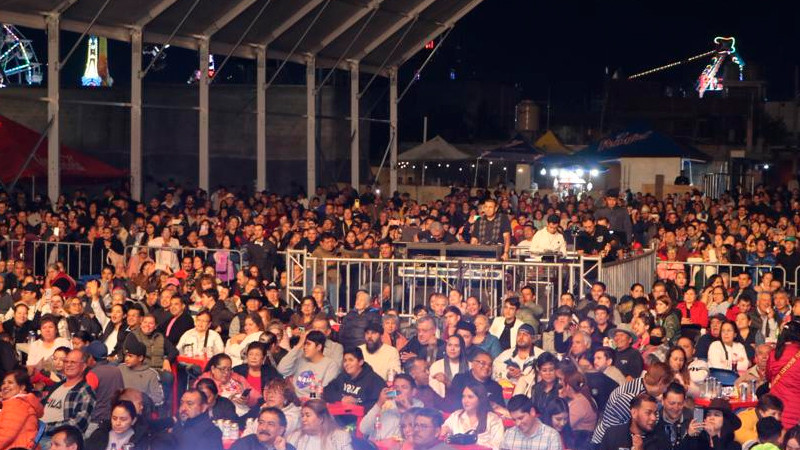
[198,38,210,191]
[46,14,60,202]
[397,26,452,103]
[130,29,143,200]
[256,47,267,191]
[263,0,325,45]
[352,0,437,61]
[396,0,484,65]
[202,0,259,36]
[350,61,360,190]
[212,0,273,83]
[389,67,398,194]
[306,56,316,196]
[310,0,383,54]
[135,0,179,27]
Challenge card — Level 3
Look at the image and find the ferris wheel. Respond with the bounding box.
[0,24,43,88]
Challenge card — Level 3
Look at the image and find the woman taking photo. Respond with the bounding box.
[708,321,750,372]
[287,399,351,450]
[0,370,43,449]
[531,352,560,417]
[558,371,597,432]
[441,383,504,450]
[196,353,259,416]
[429,334,469,398]
[767,320,800,429]
[696,398,742,450]
[86,400,151,450]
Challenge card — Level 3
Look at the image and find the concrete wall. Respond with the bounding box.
[0,84,372,197]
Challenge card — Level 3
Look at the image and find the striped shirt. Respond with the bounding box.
[501,421,563,450]
[590,378,645,444]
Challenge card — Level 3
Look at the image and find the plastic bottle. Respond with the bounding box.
[27,331,35,347]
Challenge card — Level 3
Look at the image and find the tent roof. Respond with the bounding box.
[580,126,711,163]
[480,133,543,163]
[534,130,572,154]
[1,0,484,76]
[0,115,127,183]
[399,135,471,161]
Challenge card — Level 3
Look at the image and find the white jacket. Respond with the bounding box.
[489,317,521,349]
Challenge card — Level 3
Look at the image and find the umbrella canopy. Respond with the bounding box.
[399,135,472,161]
[579,125,711,163]
[480,133,543,163]
[534,130,573,154]
[0,115,127,184]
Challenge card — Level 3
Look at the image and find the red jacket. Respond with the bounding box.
[676,301,709,328]
[0,392,44,449]
[768,342,800,429]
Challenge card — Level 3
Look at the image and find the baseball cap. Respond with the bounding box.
[518,323,536,336]
[124,339,147,357]
[86,341,108,360]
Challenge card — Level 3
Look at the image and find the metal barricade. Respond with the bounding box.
[285,249,597,319]
[4,239,99,279]
[598,249,657,299]
[124,244,246,280]
[659,259,785,290]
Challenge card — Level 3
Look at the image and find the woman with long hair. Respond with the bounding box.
[86,400,152,450]
[697,399,742,450]
[224,313,266,366]
[768,320,800,429]
[429,334,469,398]
[666,346,701,398]
[441,383,504,450]
[531,352,560,416]
[708,321,750,371]
[195,378,238,421]
[542,397,587,450]
[287,399,351,450]
[558,371,597,432]
[654,295,681,345]
[0,370,43,449]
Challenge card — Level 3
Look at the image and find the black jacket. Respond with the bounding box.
[597,422,670,450]
[207,301,235,340]
[172,412,223,450]
[323,362,386,411]
[85,420,153,450]
[159,311,195,346]
[100,323,130,359]
[244,239,278,283]
[339,308,381,349]
[2,318,34,344]
[400,337,445,370]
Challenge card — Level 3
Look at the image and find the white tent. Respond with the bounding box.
[399,136,472,161]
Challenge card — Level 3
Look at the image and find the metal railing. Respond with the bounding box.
[659,259,785,289]
[599,248,657,299]
[285,249,597,318]
[124,244,246,280]
[3,239,100,279]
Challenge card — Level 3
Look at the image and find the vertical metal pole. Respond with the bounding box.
[198,38,210,191]
[256,47,267,191]
[130,29,143,200]
[350,60,360,190]
[389,67,398,195]
[46,15,60,203]
[306,55,316,196]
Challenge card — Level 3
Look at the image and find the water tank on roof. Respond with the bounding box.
[515,100,539,133]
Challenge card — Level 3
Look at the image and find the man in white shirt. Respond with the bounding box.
[493,323,543,384]
[359,322,401,381]
[176,311,224,357]
[526,215,567,256]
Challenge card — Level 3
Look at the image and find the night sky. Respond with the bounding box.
[10,1,800,101]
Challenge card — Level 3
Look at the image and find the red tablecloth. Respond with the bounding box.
[177,355,210,367]
[328,402,365,437]
[694,397,757,410]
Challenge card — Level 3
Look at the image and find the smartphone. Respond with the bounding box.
[53,227,60,237]
[693,407,704,423]
[386,389,398,398]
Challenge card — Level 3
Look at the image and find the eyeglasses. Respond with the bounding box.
[472,360,491,368]
[214,366,232,373]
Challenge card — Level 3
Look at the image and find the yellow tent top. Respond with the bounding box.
[535,130,572,154]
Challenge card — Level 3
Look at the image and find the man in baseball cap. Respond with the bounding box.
[493,322,543,384]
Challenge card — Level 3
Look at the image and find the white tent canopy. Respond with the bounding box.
[399,135,471,161]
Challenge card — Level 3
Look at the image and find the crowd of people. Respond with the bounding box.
[0,182,799,450]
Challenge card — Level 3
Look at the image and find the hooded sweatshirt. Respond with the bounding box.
[119,363,165,406]
[0,392,44,449]
[323,362,386,410]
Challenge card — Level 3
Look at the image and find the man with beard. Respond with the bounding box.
[172,390,222,450]
[597,393,669,450]
[358,322,401,381]
[230,407,296,450]
[492,323,543,385]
